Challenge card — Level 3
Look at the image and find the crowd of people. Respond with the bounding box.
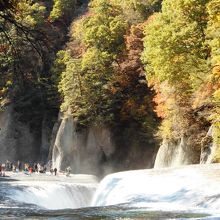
[0,160,61,177]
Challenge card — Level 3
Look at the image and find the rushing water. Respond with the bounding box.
[1,164,220,219]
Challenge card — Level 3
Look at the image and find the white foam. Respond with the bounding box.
[6,164,220,216]
[7,179,97,210]
[92,165,220,215]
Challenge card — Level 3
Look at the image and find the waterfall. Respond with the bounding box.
[4,164,220,216]
[92,164,220,214]
[9,182,96,209]
[52,116,75,171]
[200,126,217,164]
[6,175,98,210]
[51,115,115,175]
[154,137,199,168]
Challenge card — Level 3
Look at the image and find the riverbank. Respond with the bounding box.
[0,171,99,184]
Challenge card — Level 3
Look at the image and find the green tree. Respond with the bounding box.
[142,0,211,141]
[207,0,220,81]
[57,0,128,123]
[0,0,47,102]
[111,0,162,23]
[206,0,220,155]
[82,1,128,53]
[50,0,77,21]
[142,0,209,91]
[58,52,83,113]
[207,0,220,65]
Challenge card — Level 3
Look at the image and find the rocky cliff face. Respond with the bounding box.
[0,105,54,163]
[52,115,158,176]
[153,124,220,169]
[154,136,200,168]
[52,116,115,176]
[200,126,218,164]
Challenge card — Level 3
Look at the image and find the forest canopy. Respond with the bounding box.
[1,0,220,160]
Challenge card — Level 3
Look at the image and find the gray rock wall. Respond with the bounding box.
[0,105,54,163]
[52,115,158,176]
[0,106,17,161]
[200,126,216,164]
[52,116,115,176]
[154,136,200,168]
[0,106,38,162]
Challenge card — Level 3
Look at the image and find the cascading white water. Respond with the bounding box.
[154,137,198,168]
[92,164,220,215]
[6,174,98,210]
[9,182,95,209]
[5,164,220,218]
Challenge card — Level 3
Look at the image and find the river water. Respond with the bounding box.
[1,164,220,219]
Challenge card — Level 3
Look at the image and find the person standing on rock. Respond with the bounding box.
[66,166,71,177]
[17,161,22,171]
[54,168,57,176]
[6,160,10,171]
[37,163,41,173]
[1,163,6,176]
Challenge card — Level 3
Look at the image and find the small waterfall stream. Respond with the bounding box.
[154,137,199,168]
